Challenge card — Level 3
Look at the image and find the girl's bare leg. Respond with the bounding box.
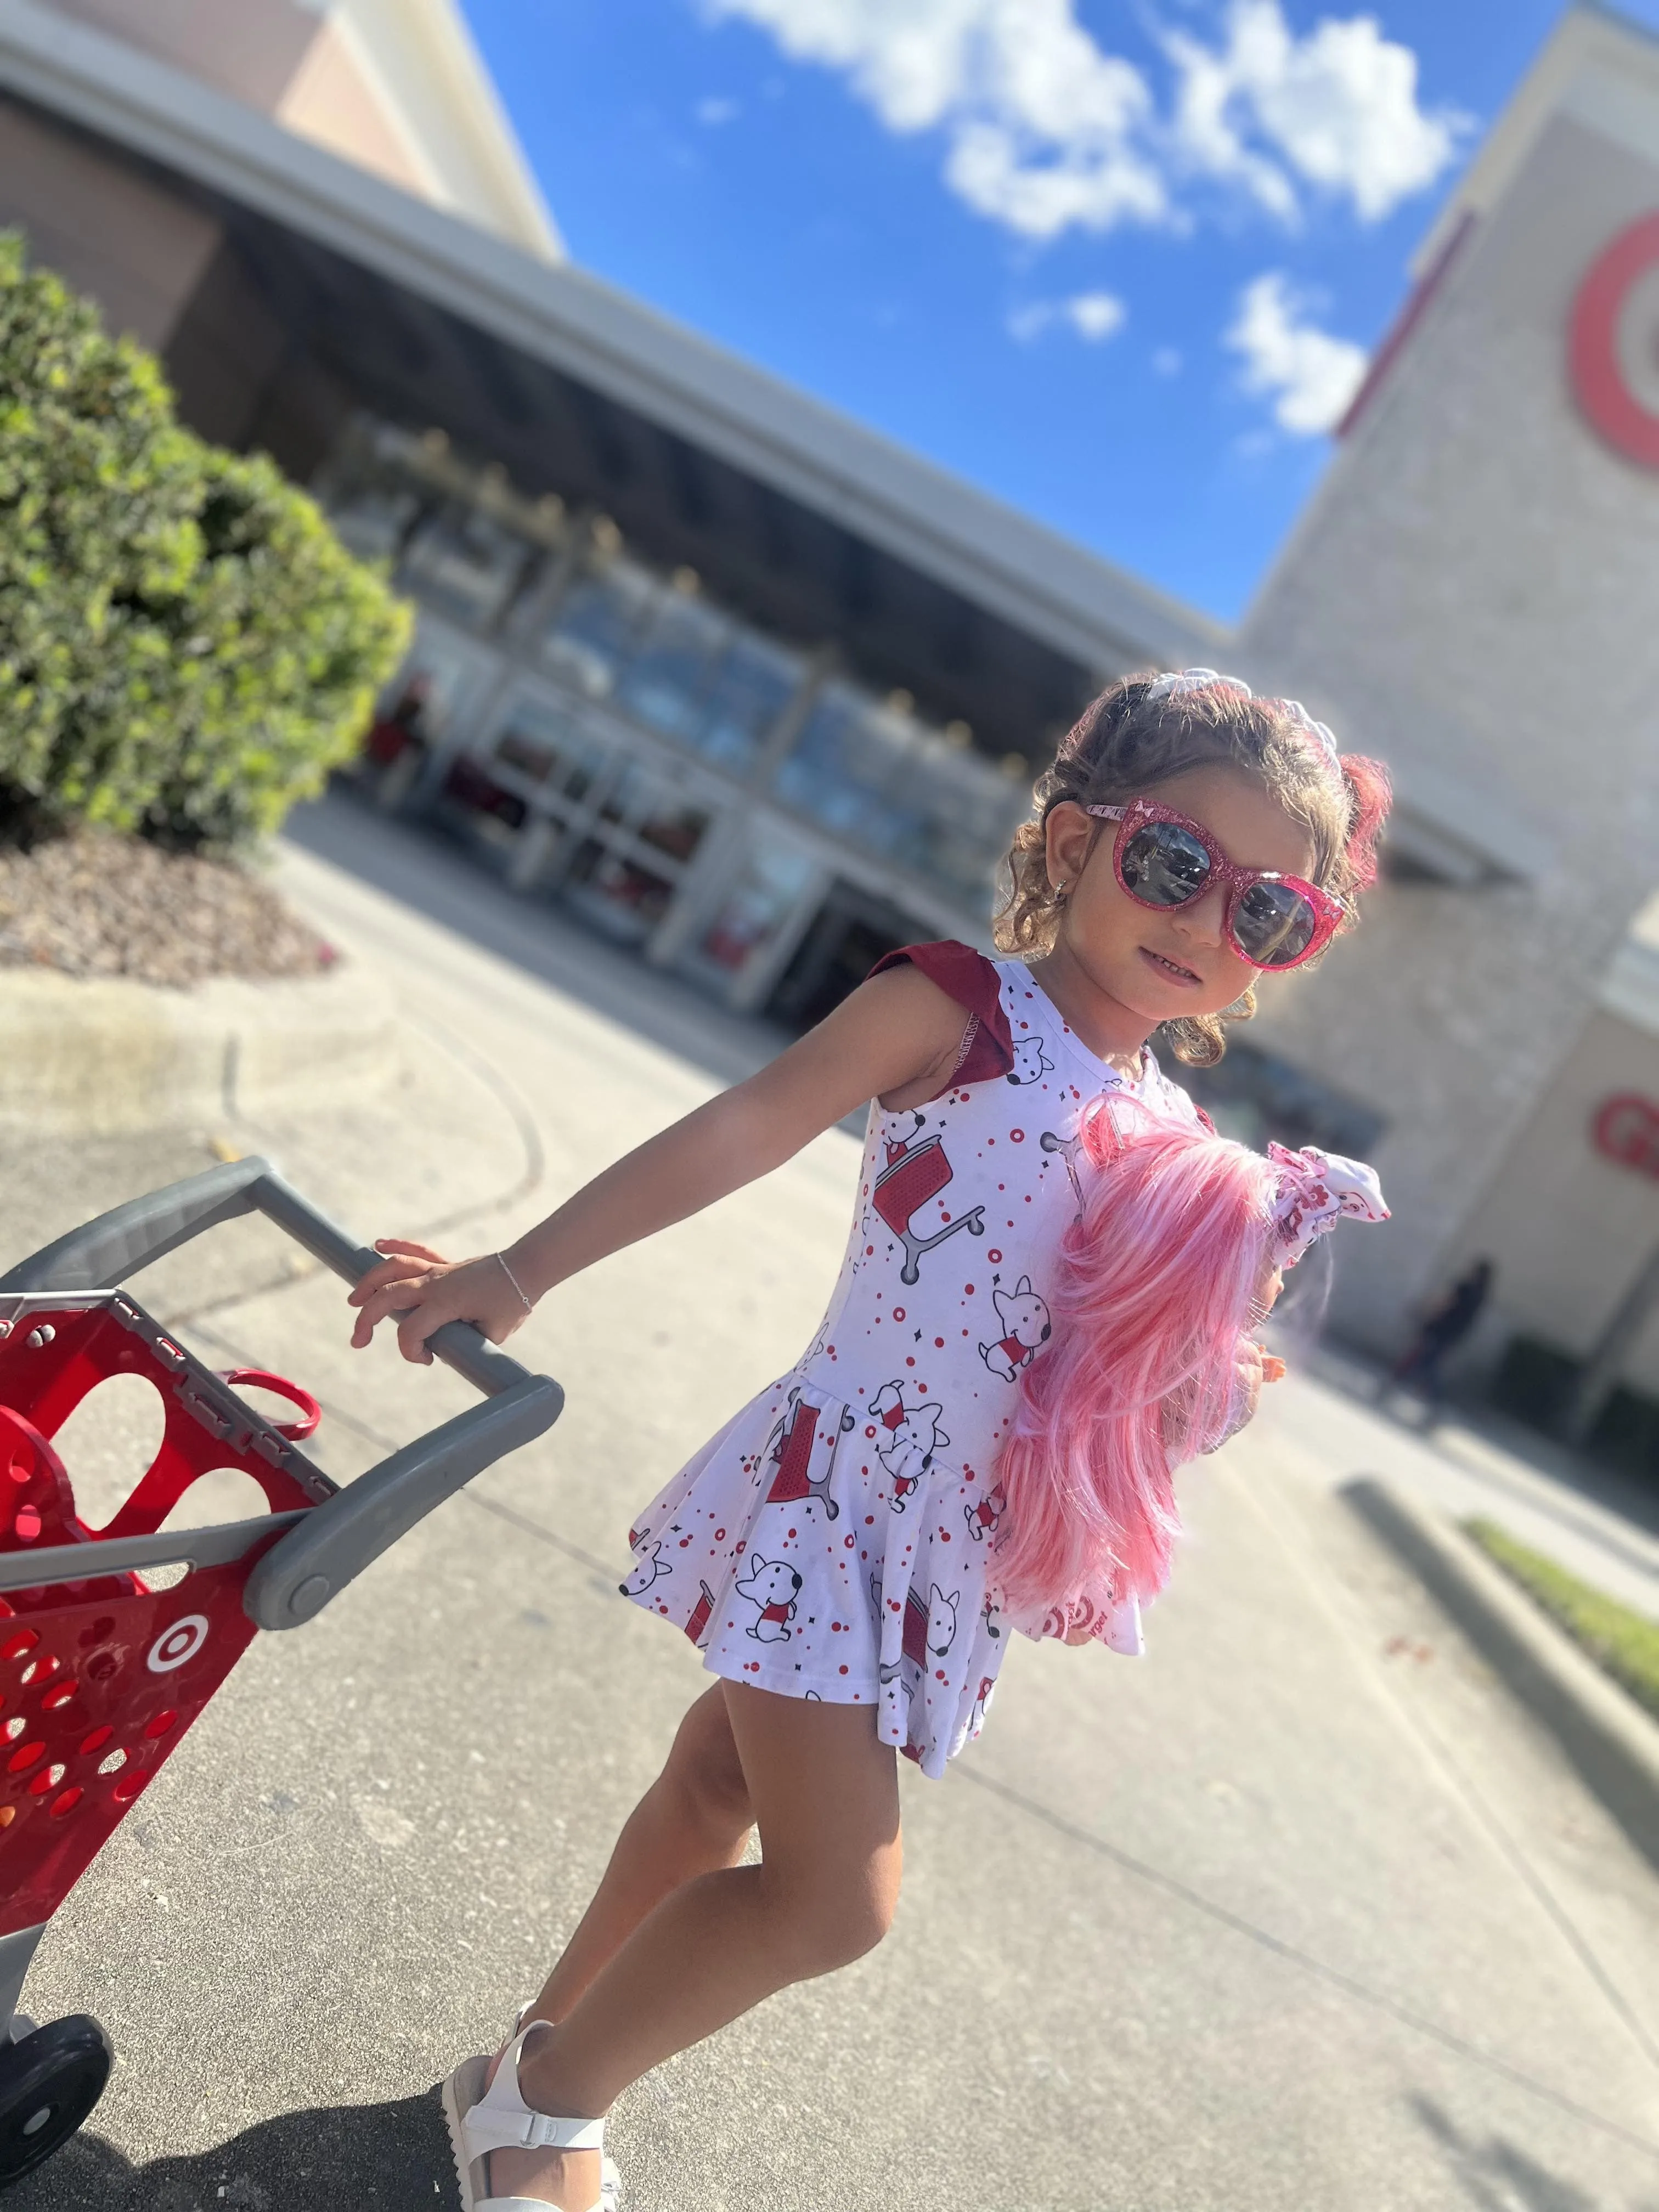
[532,1684,757,2023]
[486,1682,901,2209]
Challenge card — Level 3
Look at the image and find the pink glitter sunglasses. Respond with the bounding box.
[1085,800,1343,971]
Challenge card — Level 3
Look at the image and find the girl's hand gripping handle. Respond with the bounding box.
[347,1241,529,1363]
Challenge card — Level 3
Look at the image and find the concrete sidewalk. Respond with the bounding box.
[1,808,1656,2210]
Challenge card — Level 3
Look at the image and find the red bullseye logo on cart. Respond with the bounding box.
[1571,212,1659,469]
[146,1616,209,1674]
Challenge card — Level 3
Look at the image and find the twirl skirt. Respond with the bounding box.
[621,1371,1013,1778]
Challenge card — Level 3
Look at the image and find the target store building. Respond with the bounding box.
[1230,3,1659,1436]
[1,0,1657,1437]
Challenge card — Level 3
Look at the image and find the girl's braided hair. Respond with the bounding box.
[993,675,1391,1067]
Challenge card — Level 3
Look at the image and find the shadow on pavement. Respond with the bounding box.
[283,785,795,1093]
[1411,2093,1640,2212]
[5,2089,456,2210]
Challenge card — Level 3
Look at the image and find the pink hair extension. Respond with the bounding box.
[991,1099,1279,1627]
[1336,752,1392,893]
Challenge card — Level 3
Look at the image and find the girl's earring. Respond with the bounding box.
[1053,881,1069,908]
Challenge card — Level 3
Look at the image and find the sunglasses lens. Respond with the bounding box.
[1233,879,1319,967]
[1120,821,1212,907]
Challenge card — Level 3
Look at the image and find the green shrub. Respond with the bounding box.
[0,232,410,848]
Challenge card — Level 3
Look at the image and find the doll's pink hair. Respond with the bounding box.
[991,1099,1278,1624]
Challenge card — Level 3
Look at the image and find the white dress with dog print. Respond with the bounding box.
[622,943,1208,1778]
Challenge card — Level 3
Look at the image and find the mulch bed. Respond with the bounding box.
[0,832,337,988]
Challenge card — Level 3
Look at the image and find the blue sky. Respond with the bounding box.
[460,1,1659,625]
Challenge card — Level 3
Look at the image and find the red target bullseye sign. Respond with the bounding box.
[1570,212,1659,468]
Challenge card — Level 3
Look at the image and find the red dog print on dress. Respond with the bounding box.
[869,1380,949,1508]
[871,1120,986,1285]
[881,1581,961,1705]
[619,1538,669,1595]
[734,1556,802,1642]
[979,1277,1052,1380]
[964,1483,1004,1543]
[1007,1035,1053,1085]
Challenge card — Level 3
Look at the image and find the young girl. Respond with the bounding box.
[348,668,1392,2212]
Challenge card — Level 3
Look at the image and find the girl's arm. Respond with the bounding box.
[348,965,969,1363]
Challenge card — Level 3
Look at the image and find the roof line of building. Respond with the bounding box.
[336,0,565,263]
[0,0,1221,675]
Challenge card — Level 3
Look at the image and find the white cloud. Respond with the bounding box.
[1008,290,1126,342]
[1226,272,1367,433]
[696,95,742,125]
[1166,1,1470,224]
[1066,290,1126,339]
[701,0,1464,240]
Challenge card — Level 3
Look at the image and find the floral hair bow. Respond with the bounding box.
[1144,668,1340,766]
[1266,1143,1389,1268]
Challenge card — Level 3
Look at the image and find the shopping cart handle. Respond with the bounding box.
[242,1374,562,1629]
[0,1156,527,1400]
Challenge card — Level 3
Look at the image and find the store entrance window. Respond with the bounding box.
[678,834,823,1008]
[562,757,713,945]
[400,504,535,632]
[444,680,725,949]
[765,879,932,1031]
[364,619,495,802]
[771,681,1029,911]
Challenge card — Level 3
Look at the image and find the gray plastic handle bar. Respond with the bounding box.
[0,1155,523,1398]
[0,1158,565,1628]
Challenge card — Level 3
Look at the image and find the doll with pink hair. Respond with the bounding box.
[348,668,1391,2212]
[995,1092,1386,1643]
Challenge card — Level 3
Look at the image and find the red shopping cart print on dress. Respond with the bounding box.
[761,1390,853,1521]
[683,1579,716,1649]
[871,1128,985,1285]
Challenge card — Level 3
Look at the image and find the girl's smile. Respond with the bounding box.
[1138,945,1203,987]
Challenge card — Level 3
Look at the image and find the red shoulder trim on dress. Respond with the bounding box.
[867,940,1014,1088]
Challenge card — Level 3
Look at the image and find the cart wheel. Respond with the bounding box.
[0,2016,111,2187]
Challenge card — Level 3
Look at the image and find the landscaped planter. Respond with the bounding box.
[0,963,396,1135]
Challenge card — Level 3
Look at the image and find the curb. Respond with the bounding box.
[0,963,397,1135]
[1341,1475,1659,1874]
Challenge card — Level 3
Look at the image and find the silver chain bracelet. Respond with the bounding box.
[494,1251,535,1314]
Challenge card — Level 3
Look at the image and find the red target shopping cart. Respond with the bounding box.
[0,1159,562,2190]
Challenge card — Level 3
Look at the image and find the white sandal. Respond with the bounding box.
[441,2018,618,2212]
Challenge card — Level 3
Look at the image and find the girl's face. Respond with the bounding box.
[1043,764,1320,1025]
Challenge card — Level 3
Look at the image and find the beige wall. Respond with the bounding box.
[1239,104,1659,1350]
[0,97,220,348]
[1446,1009,1659,1391]
[31,0,558,258]
[46,0,319,112]
[277,16,433,201]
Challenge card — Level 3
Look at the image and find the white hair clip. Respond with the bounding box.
[1143,668,1252,703]
[1142,670,1341,765]
[1273,697,1341,765]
